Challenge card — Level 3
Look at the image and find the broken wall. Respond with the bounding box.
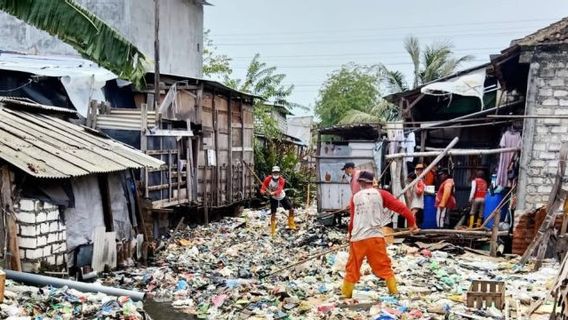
[15,199,67,272]
[517,44,568,220]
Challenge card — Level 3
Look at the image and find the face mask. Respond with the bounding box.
[272,174,280,179]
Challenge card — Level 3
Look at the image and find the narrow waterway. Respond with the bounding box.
[144,301,196,320]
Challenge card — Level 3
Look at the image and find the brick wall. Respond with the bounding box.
[15,199,67,272]
[517,45,568,217]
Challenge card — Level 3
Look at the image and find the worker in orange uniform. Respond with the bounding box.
[435,169,456,228]
[342,170,419,298]
[419,163,436,186]
[468,169,488,228]
[260,166,296,236]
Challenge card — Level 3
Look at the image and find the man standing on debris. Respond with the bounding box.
[468,169,488,228]
[341,162,361,195]
[260,166,296,236]
[435,169,456,228]
[342,170,418,298]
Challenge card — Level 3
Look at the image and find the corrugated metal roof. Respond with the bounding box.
[0,103,163,178]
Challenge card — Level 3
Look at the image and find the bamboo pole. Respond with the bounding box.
[386,147,520,160]
[396,137,459,198]
[487,114,568,119]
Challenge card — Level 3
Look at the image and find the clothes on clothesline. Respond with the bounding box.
[496,129,522,188]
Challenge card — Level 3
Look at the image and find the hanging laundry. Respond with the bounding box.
[496,128,522,188]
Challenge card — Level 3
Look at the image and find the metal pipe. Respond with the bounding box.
[4,270,145,301]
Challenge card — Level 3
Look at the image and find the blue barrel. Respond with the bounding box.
[422,195,437,228]
[483,192,508,229]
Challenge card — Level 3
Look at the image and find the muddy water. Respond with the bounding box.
[144,301,196,320]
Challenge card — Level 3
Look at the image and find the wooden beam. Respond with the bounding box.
[1,166,20,271]
[203,147,209,226]
[487,114,568,119]
[213,93,220,206]
[141,103,149,198]
[419,131,427,163]
[386,147,521,160]
[227,94,233,204]
[396,137,459,198]
[240,100,245,199]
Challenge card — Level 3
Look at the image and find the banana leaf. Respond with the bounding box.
[0,0,148,87]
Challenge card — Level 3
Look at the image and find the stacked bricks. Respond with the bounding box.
[15,199,67,272]
[512,207,563,255]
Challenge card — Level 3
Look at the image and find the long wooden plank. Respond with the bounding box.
[1,166,21,271]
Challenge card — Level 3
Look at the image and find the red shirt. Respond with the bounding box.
[473,178,488,199]
[436,178,456,209]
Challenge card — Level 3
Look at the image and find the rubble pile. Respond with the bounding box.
[0,282,145,319]
[102,208,559,319]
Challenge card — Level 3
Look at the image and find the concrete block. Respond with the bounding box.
[43,202,57,210]
[19,199,35,211]
[538,185,553,193]
[557,69,568,77]
[18,237,36,249]
[536,126,550,134]
[560,99,568,107]
[540,88,554,97]
[36,212,47,223]
[35,201,43,211]
[554,107,568,115]
[20,225,36,237]
[56,254,65,266]
[540,68,555,78]
[548,78,565,87]
[37,235,47,247]
[21,261,40,273]
[536,107,554,115]
[46,210,60,221]
[26,248,41,260]
[16,211,36,224]
[548,144,562,152]
[531,160,546,167]
[49,222,60,233]
[39,222,49,234]
[52,243,66,254]
[533,143,546,151]
[47,233,58,244]
[544,118,561,126]
[540,152,557,160]
[42,246,52,257]
[542,98,559,106]
[527,185,537,193]
[531,177,545,185]
[46,256,56,265]
[554,90,568,97]
[551,126,567,133]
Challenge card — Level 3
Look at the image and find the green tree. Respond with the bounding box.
[382,36,474,92]
[315,64,385,126]
[0,0,147,87]
[203,30,233,81]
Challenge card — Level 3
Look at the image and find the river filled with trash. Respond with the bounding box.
[0,207,561,319]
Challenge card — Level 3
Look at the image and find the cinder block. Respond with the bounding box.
[47,210,60,221]
[56,254,65,266]
[47,233,58,244]
[16,212,36,224]
[19,199,36,211]
[553,90,568,97]
[46,256,56,265]
[548,78,565,87]
[37,236,47,247]
[43,202,57,210]
[540,152,557,160]
[544,118,561,126]
[542,98,559,106]
[556,69,568,77]
[540,88,553,97]
[530,160,545,167]
[533,143,546,151]
[26,248,41,260]
[18,237,37,249]
[49,222,60,233]
[42,246,52,257]
[36,212,47,223]
[538,185,553,193]
[548,143,562,151]
[20,225,36,237]
[39,222,49,234]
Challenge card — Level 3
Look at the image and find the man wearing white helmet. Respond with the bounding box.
[260,165,296,236]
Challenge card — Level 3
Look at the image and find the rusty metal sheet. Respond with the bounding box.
[0,104,163,178]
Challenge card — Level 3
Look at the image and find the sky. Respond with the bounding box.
[205,1,568,116]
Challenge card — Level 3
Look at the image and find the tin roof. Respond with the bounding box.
[0,100,163,178]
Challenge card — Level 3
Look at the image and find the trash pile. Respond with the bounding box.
[0,281,145,319]
[100,208,559,320]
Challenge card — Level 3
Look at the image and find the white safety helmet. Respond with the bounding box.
[272,166,281,173]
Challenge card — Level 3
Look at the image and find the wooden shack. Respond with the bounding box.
[91,74,257,233]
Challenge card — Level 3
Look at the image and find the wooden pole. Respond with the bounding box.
[386,147,520,160]
[1,166,20,271]
[419,131,427,163]
[490,201,502,257]
[396,137,459,198]
[487,114,568,119]
[153,0,160,112]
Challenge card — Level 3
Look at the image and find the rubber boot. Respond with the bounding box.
[270,215,277,237]
[341,280,354,298]
[386,277,398,295]
[468,215,475,228]
[476,217,483,228]
[287,210,297,230]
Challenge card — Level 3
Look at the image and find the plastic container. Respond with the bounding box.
[422,195,437,228]
[483,192,508,229]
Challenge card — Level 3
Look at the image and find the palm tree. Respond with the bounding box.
[338,100,399,125]
[0,0,148,87]
[381,36,474,93]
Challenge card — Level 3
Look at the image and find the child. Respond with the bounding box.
[406,172,425,227]
[468,170,488,228]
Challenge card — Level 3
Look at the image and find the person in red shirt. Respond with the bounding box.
[342,170,419,298]
[468,170,488,228]
[260,166,296,237]
[435,169,456,228]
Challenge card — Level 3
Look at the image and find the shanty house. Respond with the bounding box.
[384,17,568,254]
[0,97,162,275]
